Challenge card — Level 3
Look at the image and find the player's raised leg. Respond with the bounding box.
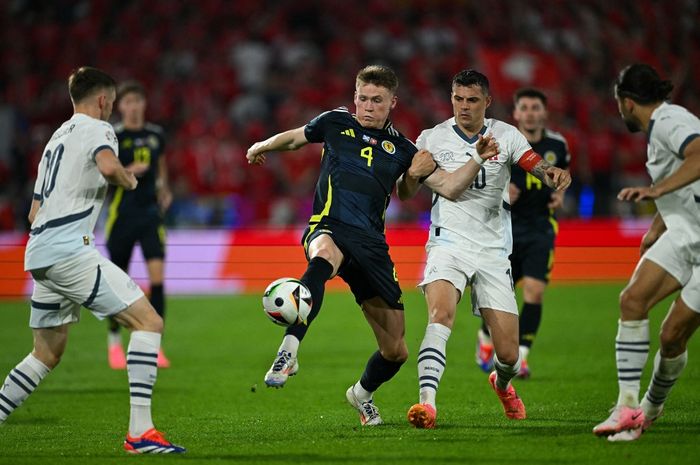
[408,279,457,429]
[346,297,407,426]
[115,296,185,454]
[265,233,341,388]
[482,308,526,419]
[593,259,680,436]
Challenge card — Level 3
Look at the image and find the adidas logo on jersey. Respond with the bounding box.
[341,129,355,137]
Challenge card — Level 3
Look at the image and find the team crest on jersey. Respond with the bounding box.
[544,151,557,165]
[436,151,455,163]
[381,140,396,154]
[362,134,378,145]
[148,135,160,149]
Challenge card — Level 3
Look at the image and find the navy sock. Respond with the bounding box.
[150,284,165,319]
[285,257,334,342]
[519,303,542,348]
[360,351,404,393]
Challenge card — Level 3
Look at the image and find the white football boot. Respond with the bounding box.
[593,405,644,436]
[345,386,383,426]
[264,350,298,388]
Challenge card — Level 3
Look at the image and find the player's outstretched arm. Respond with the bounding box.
[618,137,700,202]
[96,148,138,190]
[246,126,309,166]
[423,134,500,200]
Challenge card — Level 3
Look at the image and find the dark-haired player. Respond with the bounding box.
[594,64,700,442]
[0,67,184,453]
[476,88,571,378]
[399,70,570,428]
[104,81,172,370]
[246,65,498,426]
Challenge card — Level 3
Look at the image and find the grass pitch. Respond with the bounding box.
[1,284,699,464]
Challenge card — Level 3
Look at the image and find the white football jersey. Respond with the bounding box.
[647,102,700,242]
[25,113,119,270]
[417,117,533,255]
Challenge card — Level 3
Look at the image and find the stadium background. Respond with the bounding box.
[0,0,699,296]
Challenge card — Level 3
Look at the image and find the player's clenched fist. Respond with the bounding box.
[407,149,438,179]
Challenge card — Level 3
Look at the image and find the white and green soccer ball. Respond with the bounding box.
[262,278,313,326]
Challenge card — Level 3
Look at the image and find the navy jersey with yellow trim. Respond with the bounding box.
[109,122,166,217]
[511,129,570,231]
[304,108,417,237]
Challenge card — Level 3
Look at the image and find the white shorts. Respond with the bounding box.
[29,248,144,329]
[418,244,518,316]
[643,229,700,313]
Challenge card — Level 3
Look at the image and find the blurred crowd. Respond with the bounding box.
[1,0,698,230]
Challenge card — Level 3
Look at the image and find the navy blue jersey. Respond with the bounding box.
[304,108,417,237]
[107,122,166,219]
[511,129,570,232]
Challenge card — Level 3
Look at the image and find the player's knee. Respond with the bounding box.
[141,311,163,333]
[495,348,519,366]
[619,287,647,318]
[382,342,408,364]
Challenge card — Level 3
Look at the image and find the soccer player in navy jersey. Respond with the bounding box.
[246,65,498,426]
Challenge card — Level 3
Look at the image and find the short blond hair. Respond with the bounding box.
[356,65,398,94]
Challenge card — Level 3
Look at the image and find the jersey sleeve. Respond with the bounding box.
[657,116,700,158]
[86,123,119,162]
[509,129,534,165]
[304,111,332,143]
[415,130,428,150]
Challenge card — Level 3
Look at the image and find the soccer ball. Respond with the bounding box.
[262,278,313,326]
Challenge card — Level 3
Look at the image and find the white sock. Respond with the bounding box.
[641,350,687,418]
[352,381,373,403]
[278,335,300,357]
[519,345,530,361]
[615,319,649,407]
[493,353,521,391]
[108,331,122,347]
[127,331,161,437]
[417,323,451,407]
[0,354,50,423]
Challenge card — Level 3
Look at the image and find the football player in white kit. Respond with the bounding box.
[0,67,184,454]
[593,64,700,442]
[398,70,571,428]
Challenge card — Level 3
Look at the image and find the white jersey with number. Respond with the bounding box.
[647,102,700,242]
[417,117,533,256]
[25,113,119,270]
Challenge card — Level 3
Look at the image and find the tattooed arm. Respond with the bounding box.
[518,151,571,191]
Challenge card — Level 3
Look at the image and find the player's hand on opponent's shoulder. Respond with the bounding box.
[617,185,658,202]
[545,167,571,191]
[407,149,437,179]
[246,143,267,165]
[475,133,499,161]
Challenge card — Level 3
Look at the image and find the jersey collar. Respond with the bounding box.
[452,123,487,144]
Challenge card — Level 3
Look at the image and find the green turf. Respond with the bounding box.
[1,284,699,464]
